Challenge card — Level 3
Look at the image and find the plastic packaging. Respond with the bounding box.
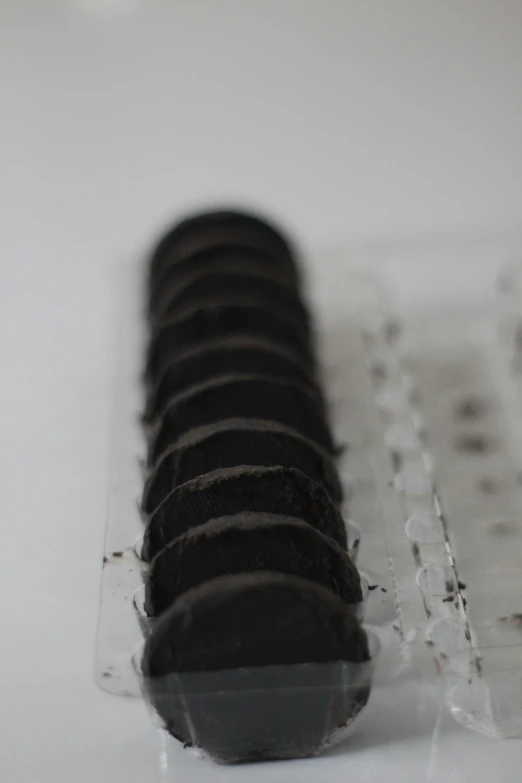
[132,632,380,764]
[96,248,522,756]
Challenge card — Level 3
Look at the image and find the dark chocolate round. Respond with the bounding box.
[145,513,362,617]
[149,210,298,289]
[142,419,342,514]
[145,300,314,382]
[154,270,310,334]
[147,374,333,464]
[150,247,299,320]
[143,572,370,673]
[142,465,347,561]
[144,338,319,424]
[141,573,371,761]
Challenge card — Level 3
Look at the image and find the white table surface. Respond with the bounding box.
[1,3,522,781]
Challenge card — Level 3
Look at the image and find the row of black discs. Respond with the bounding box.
[138,210,372,763]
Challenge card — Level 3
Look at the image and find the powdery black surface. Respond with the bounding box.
[144,337,319,423]
[149,210,298,293]
[144,571,369,673]
[142,465,347,561]
[147,374,334,464]
[139,209,370,764]
[154,266,309,332]
[150,247,298,316]
[142,419,342,513]
[145,513,362,616]
[145,300,314,382]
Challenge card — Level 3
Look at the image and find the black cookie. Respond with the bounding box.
[149,247,297,317]
[149,209,298,289]
[142,419,342,514]
[145,513,362,617]
[147,375,334,465]
[150,247,300,320]
[145,300,314,382]
[141,572,372,762]
[154,271,310,335]
[144,338,319,424]
[141,466,347,561]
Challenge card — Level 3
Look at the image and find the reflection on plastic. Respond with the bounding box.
[132,632,380,764]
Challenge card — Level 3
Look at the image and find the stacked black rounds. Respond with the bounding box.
[140,210,372,763]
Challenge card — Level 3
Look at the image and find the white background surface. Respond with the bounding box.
[1,2,522,781]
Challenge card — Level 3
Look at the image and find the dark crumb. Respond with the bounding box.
[454,433,492,454]
[112,551,124,558]
[478,476,497,494]
[392,624,401,633]
[422,595,432,619]
[103,556,108,564]
[425,639,435,647]
[443,595,454,603]
[368,584,378,591]
[370,360,388,382]
[381,587,387,593]
[457,581,467,590]
[468,678,473,685]
[445,579,455,593]
[462,597,468,609]
[412,542,421,566]
[103,672,112,678]
[476,657,483,675]
[440,652,448,660]
[465,625,472,641]
[454,397,486,420]
[498,613,522,627]
[390,450,403,472]
[383,319,402,342]
[352,539,360,549]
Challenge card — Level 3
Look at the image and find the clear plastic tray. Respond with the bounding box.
[96,261,403,705]
[96,248,522,757]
